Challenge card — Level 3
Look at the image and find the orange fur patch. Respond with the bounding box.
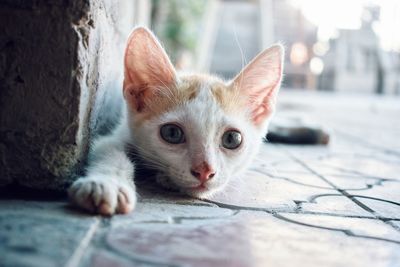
[211,82,245,114]
[179,74,246,114]
[131,74,246,125]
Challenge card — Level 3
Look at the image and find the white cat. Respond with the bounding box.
[68,27,284,215]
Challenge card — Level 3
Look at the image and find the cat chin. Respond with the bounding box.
[186,179,231,199]
[180,184,224,199]
[154,172,226,198]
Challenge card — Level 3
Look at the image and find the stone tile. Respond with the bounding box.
[255,145,313,173]
[255,159,316,174]
[345,181,400,218]
[354,197,400,219]
[298,194,371,216]
[279,213,400,242]
[89,250,133,267]
[263,171,334,188]
[136,178,220,207]
[389,221,400,230]
[207,169,336,211]
[281,133,400,182]
[88,249,151,267]
[0,200,98,267]
[0,200,101,226]
[322,174,389,190]
[106,211,400,267]
[313,156,400,181]
[110,202,235,227]
[333,122,400,155]
[257,143,291,162]
[347,181,400,202]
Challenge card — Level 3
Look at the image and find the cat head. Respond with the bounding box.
[122,27,284,198]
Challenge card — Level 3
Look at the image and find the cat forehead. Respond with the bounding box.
[167,82,224,122]
[159,77,249,130]
[178,74,244,113]
[133,74,247,126]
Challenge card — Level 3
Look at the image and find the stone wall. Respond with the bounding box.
[0,0,136,191]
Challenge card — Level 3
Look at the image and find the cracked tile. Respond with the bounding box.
[304,152,400,181]
[321,174,391,191]
[298,194,371,216]
[278,213,400,243]
[207,169,337,211]
[353,197,400,219]
[110,202,235,227]
[346,181,400,218]
[256,146,312,173]
[347,181,400,202]
[389,221,400,230]
[106,211,400,267]
[262,171,334,188]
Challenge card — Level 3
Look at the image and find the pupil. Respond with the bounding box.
[228,133,234,144]
[169,127,178,138]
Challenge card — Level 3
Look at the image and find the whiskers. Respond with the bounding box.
[233,24,247,91]
[125,142,195,187]
[125,142,168,172]
[125,142,239,197]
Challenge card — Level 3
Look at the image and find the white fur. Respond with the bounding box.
[68,27,283,215]
[129,79,264,197]
[68,117,137,215]
[68,77,266,215]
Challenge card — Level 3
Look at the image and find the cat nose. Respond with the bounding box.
[190,162,216,183]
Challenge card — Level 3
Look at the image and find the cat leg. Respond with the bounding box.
[68,126,136,215]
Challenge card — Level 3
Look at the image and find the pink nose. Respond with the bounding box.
[190,162,216,183]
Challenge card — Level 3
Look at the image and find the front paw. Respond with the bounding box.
[68,177,136,216]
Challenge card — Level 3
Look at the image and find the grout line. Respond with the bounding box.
[65,218,100,267]
[205,197,400,244]
[202,198,400,221]
[273,213,400,245]
[335,130,400,158]
[278,145,400,233]
[102,228,180,267]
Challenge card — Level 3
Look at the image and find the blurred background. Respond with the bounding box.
[135,0,400,95]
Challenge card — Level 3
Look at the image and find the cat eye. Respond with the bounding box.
[160,124,185,144]
[222,130,242,149]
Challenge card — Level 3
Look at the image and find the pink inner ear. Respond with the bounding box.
[122,27,176,112]
[252,96,276,125]
[232,45,284,125]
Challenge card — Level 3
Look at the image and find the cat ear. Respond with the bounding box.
[231,44,284,126]
[123,27,176,113]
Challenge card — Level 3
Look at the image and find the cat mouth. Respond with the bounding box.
[185,184,209,194]
[190,184,207,190]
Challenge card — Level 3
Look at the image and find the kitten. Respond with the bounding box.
[68,27,284,215]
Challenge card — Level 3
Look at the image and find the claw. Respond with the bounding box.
[68,177,136,215]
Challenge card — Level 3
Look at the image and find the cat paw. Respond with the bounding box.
[68,177,136,216]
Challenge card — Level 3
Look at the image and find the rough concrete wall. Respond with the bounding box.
[0,0,134,190]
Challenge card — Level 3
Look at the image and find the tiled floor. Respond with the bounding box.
[1,92,400,267]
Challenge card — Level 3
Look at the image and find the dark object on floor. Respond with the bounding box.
[0,184,66,200]
[267,118,330,145]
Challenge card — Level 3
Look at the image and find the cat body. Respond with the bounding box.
[69,27,284,215]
